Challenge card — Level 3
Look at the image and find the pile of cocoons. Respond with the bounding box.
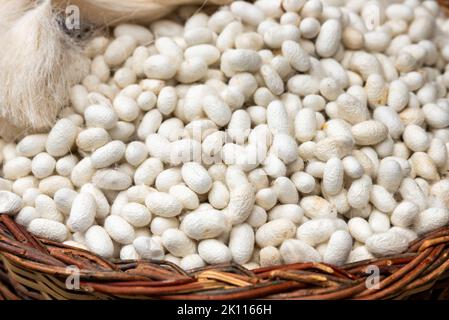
[3,0,449,270]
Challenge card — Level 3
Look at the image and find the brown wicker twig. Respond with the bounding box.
[0,215,449,300]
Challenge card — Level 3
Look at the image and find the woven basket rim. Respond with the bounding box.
[1,215,449,300]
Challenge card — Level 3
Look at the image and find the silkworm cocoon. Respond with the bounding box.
[30,153,54,179]
[403,124,432,153]
[305,161,325,179]
[104,35,137,67]
[202,131,226,157]
[153,169,182,194]
[264,24,301,49]
[348,217,373,243]
[386,79,410,112]
[336,93,369,125]
[155,86,177,116]
[198,239,232,264]
[430,180,449,207]
[179,253,205,270]
[161,229,196,258]
[133,236,164,260]
[15,206,39,228]
[391,201,419,228]
[90,140,125,169]
[296,218,336,246]
[120,203,151,228]
[372,106,404,140]
[272,177,298,204]
[124,141,147,167]
[71,157,95,188]
[255,218,296,247]
[314,136,354,161]
[202,95,232,127]
[207,181,229,210]
[423,103,449,129]
[159,185,192,211]
[255,188,277,210]
[370,185,397,213]
[413,207,449,235]
[280,239,322,264]
[366,232,409,256]
[320,78,342,101]
[376,158,403,194]
[351,120,388,146]
[137,109,163,141]
[53,188,76,216]
[287,74,320,96]
[84,104,118,130]
[180,209,227,240]
[180,162,212,195]
[143,54,178,80]
[3,157,31,180]
[349,51,383,81]
[34,193,61,223]
[112,95,139,122]
[137,91,157,111]
[16,134,47,157]
[268,204,303,225]
[229,223,255,264]
[38,176,73,197]
[323,230,352,266]
[104,215,135,245]
[150,217,179,236]
[294,108,317,143]
[125,186,151,205]
[120,244,139,260]
[114,24,153,46]
[399,178,427,212]
[92,169,132,191]
[184,44,221,66]
[389,227,417,244]
[231,1,265,26]
[76,128,110,153]
[428,138,448,168]
[259,246,282,267]
[300,196,338,219]
[290,171,315,195]
[315,19,341,58]
[322,158,344,196]
[409,152,439,181]
[348,245,374,263]
[66,193,96,233]
[55,155,78,177]
[342,156,364,179]
[145,192,182,218]
[368,210,390,234]
[0,191,22,215]
[44,118,77,157]
[225,183,255,225]
[12,177,37,197]
[134,158,163,186]
[28,219,68,243]
[221,49,262,77]
[226,111,251,144]
[260,64,284,96]
[281,40,310,72]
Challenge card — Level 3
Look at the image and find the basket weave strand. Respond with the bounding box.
[1,215,449,300]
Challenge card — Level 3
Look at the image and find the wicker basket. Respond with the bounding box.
[1,214,449,300]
